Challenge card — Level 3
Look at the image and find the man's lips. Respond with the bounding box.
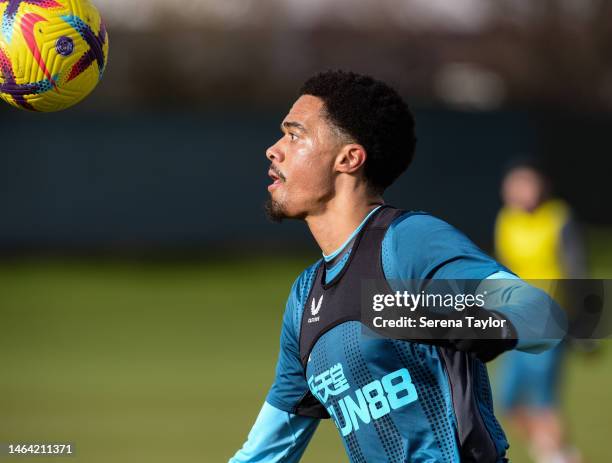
[268,168,285,191]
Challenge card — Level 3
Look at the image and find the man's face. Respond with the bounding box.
[502,167,545,212]
[265,95,344,221]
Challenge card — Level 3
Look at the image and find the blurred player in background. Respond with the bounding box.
[495,159,585,463]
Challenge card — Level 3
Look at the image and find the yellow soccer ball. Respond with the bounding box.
[0,0,108,112]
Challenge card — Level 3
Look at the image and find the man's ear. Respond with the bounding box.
[335,144,367,174]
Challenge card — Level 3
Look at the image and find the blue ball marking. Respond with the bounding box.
[56,36,74,57]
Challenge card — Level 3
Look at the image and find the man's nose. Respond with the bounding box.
[266,141,284,163]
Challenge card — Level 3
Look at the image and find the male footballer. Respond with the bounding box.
[229,71,565,463]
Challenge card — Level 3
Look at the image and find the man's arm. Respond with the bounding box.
[382,214,566,361]
[229,265,323,462]
[442,271,567,362]
[229,402,319,463]
[478,271,566,354]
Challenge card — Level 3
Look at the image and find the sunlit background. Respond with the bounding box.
[1,1,611,462]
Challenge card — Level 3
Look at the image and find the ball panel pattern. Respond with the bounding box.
[0,0,108,112]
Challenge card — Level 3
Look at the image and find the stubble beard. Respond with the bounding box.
[264,198,288,223]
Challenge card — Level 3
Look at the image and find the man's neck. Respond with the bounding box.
[305,195,384,256]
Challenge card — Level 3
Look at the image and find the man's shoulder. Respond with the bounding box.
[291,260,322,303]
[383,211,460,270]
[383,210,499,280]
[386,211,463,243]
[283,259,323,335]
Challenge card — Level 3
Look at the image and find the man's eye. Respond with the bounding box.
[289,132,298,141]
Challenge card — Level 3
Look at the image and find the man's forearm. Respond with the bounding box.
[229,401,319,463]
[479,271,567,353]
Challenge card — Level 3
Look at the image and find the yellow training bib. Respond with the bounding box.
[495,200,570,279]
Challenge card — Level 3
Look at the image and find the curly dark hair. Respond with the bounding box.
[300,70,416,194]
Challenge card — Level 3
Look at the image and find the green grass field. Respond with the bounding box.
[0,253,610,462]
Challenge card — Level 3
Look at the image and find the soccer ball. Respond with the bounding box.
[0,0,108,112]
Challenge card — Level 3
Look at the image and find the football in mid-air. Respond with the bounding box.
[0,0,108,112]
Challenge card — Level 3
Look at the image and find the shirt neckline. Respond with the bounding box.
[322,205,383,262]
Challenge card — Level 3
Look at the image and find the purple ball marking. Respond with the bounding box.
[56,36,74,56]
